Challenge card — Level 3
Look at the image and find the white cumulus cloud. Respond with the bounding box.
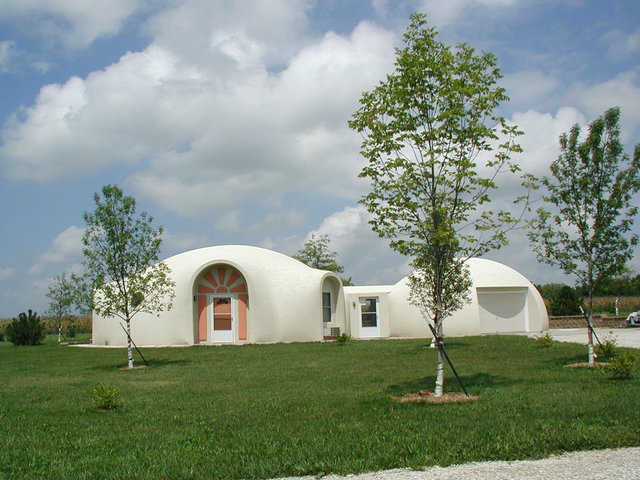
[0,0,149,49]
[0,40,15,72]
[569,70,640,142]
[29,225,84,275]
[418,0,519,26]
[0,267,15,280]
[1,16,396,218]
[602,27,640,60]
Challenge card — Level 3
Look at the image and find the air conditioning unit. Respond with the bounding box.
[330,327,341,337]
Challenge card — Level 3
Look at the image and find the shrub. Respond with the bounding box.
[66,320,77,339]
[92,384,123,410]
[595,336,617,360]
[5,310,46,346]
[535,332,554,348]
[550,286,583,316]
[603,352,639,379]
[335,333,351,345]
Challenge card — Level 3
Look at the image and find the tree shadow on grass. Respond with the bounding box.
[146,358,192,368]
[385,372,520,396]
[88,358,191,372]
[543,353,587,367]
[409,341,471,354]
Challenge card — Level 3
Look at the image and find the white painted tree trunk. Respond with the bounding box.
[587,312,595,365]
[57,326,61,344]
[434,348,444,397]
[127,322,134,369]
[429,321,442,348]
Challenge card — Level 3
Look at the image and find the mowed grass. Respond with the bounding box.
[1,336,639,479]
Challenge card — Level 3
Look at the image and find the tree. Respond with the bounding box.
[550,285,583,316]
[294,233,353,285]
[46,273,75,343]
[528,107,640,364]
[6,310,45,346]
[82,185,175,368]
[349,13,530,396]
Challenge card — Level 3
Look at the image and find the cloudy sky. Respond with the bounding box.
[1,0,639,317]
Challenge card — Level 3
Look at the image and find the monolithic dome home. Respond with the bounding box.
[92,245,548,346]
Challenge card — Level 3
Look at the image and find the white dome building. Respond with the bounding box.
[386,258,548,338]
[92,247,547,346]
[92,245,344,346]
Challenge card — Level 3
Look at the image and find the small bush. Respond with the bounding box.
[550,286,583,316]
[603,352,639,380]
[595,336,617,360]
[335,333,351,345]
[5,310,46,346]
[92,384,123,410]
[66,321,77,339]
[535,332,554,348]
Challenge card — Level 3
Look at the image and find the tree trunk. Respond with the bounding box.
[430,312,441,348]
[57,325,62,344]
[127,321,134,369]
[434,348,444,396]
[587,311,595,365]
[587,285,595,365]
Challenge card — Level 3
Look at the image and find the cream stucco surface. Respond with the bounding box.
[92,245,345,346]
[92,248,547,346]
[384,258,548,339]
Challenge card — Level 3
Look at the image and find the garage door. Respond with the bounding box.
[477,288,529,333]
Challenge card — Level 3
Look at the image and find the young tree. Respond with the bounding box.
[528,107,640,364]
[349,13,530,396]
[294,233,353,285]
[46,273,75,343]
[82,185,176,368]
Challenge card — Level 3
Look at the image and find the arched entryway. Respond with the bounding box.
[195,265,248,344]
[321,276,341,338]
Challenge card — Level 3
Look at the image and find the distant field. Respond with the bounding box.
[1,336,639,479]
[589,296,640,315]
[0,315,91,338]
[541,296,640,317]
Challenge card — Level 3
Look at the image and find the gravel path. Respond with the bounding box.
[281,447,640,480]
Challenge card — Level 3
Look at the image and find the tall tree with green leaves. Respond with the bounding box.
[82,185,175,368]
[46,273,75,343]
[294,233,353,285]
[349,13,531,396]
[528,107,640,364]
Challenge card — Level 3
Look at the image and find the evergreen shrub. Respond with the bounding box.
[5,310,46,346]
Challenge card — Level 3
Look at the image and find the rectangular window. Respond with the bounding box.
[360,298,378,327]
[322,292,331,323]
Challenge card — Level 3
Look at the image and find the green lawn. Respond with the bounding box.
[1,336,639,479]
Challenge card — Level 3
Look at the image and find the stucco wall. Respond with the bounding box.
[92,247,548,346]
[92,245,344,346]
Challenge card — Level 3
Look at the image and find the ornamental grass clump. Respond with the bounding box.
[535,332,554,348]
[603,352,639,380]
[595,336,617,360]
[92,384,123,410]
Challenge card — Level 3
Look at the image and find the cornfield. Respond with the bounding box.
[0,315,91,336]
[588,296,640,315]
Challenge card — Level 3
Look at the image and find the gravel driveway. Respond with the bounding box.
[548,327,640,349]
[281,447,640,480]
